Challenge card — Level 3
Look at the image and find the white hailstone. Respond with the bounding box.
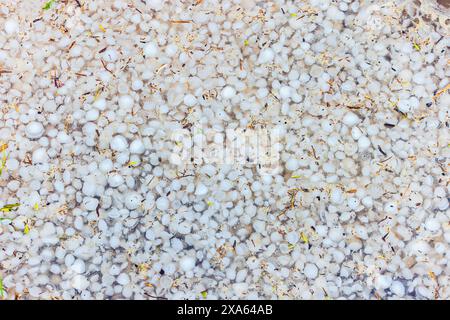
[32,148,48,163]
[177,222,192,234]
[221,86,236,99]
[110,236,120,248]
[286,231,299,244]
[169,153,182,166]
[83,197,99,211]
[384,201,398,214]
[232,283,248,297]
[341,80,356,92]
[391,281,405,297]
[285,158,299,171]
[70,259,86,274]
[156,197,169,211]
[125,192,142,210]
[195,183,208,196]
[110,135,128,152]
[25,121,44,139]
[361,196,373,207]
[357,136,371,150]
[117,273,130,286]
[72,275,89,291]
[6,158,19,171]
[330,188,344,204]
[143,41,159,57]
[351,127,363,140]
[146,0,163,11]
[342,112,360,127]
[165,44,178,57]
[279,86,292,99]
[327,5,345,20]
[179,256,196,272]
[425,218,440,232]
[99,159,114,173]
[410,240,431,256]
[4,19,19,35]
[257,48,275,64]
[93,98,107,110]
[129,139,145,154]
[374,274,392,290]
[183,94,197,106]
[103,49,118,62]
[347,197,360,210]
[303,263,318,279]
[397,99,411,113]
[108,174,124,187]
[85,109,99,121]
[29,287,42,298]
[132,79,143,91]
[119,95,133,109]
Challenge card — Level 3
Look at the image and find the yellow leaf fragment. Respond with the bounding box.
[428,271,437,281]
[0,203,20,212]
[99,24,106,33]
[24,224,30,235]
[300,232,309,244]
[0,143,7,152]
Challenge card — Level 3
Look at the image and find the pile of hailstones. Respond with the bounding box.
[0,0,449,300]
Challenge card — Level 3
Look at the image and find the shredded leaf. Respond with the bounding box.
[201,290,207,298]
[94,87,102,101]
[128,161,138,167]
[300,232,309,244]
[33,203,40,211]
[290,13,297,17]
[0,276,4,298]
[244,40,249,46]
[99,24,106,32]
[413,42,421,51]
[0,203,20,213]
[42,0,56,10]
[0,143,7,152]
[24,224,30,235]
[0,150,7,175]
[291,175,302,179]
[206,201,213,206]
[428,271,437,281]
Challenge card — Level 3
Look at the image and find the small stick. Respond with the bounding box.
[100,59,114,76]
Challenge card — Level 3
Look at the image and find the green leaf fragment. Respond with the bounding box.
[42,0,56,10]
[0,276,4,298]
